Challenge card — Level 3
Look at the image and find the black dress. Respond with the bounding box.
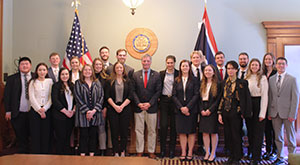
[199,82,221,134]
[172,77,199,134]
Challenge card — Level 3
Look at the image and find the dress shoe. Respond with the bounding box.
[160,150,166,158]
[169,150,175,159]
[179,156,186,161]
[249,160,258,165]
[262,152,270,159]
[136,153,143,157]
[198,146,206,156]
[232,160,240,165]
[149,153,156,159]
[273,158,285,165]
[246,153,252,160]
[186,156,193,161]
[207,157,216,163]
[223,158,233,165]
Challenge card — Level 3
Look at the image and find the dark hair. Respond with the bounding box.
[116,49,127,55]
[166,55,176,62]
[30,63,49,83]
[225,60,239,70]
[262,52,276,74]
[215,51,225,58]
[19,57,31,65]
[239,52,249,58]
[58,67,74,95]
[276,57,288,64]
[49,52,59,59]
[109,62,127,86]
[99,46,110,53]
[175,60,193,83]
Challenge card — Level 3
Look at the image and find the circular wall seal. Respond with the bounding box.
[125,28,158,59]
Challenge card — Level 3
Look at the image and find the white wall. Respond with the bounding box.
[3,0,300,75]
[3,0,13,74]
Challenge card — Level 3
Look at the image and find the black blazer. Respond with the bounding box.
[4,72,34,118]
[159,69,179,85]
[219,78,252,118]
[199,82,222,114]
[132,69,162,113]
[172,77,199,114]
[51,82,76,120]
[105,79,132,107]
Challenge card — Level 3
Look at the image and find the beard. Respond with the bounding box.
[239,63,247,68]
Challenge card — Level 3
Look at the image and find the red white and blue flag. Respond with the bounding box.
[194,7,218,66]
[63,9,93,70]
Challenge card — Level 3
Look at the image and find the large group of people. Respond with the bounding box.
[3,47,299,165]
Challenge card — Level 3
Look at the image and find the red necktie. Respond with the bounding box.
[144,71,148,88]
[220,68,223,80]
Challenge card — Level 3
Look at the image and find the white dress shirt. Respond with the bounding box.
[19,72,32,112]
[65,86,73,111]
[247,74,269,118]
[52,67,59,82]
[182,76,188,101]
[202,82,212,101]
[276,72,286,87]
[191,64,202,81]
[29,78,53,112]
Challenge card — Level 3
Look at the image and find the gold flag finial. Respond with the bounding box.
[71,0,81,9]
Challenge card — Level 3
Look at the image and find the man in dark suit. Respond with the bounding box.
[190,50,205,155]
[106,49,134,79]
[132,54,161,159]
[159,55,179,158]
[48,52,60,83]
[238,52,249,79]
[218,60,252,165]
[268,57,299,165]
[99,46,112,70]
[215,51,228,81]
[4,57,33,153]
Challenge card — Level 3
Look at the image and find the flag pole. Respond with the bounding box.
[204,0,207,8]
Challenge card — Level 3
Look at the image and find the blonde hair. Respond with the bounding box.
[79,64,97,83]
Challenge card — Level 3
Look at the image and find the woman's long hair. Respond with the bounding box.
[79,64,97,84]
[30,62,49,83]
[92,58,109,79]
[262,53,276,75]
[245,58,263,87]
[109,62,127,86]
[175,60,193,83]
[200,64,218,97]
[58,67,74,95]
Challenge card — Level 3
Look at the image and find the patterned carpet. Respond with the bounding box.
[159,157,288,165]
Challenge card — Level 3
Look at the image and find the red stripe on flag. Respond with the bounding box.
[202,7,218,53]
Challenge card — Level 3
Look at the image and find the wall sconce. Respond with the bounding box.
[122,0,144,15]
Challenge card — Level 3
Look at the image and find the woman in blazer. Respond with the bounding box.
[262,53,277,159]
[172,60,199,161]
[93,58,109,156]
[28,63,53,154]
[106,62,132,157]
[51,67,75,155]
[245,59,269,165]
[199,64,221,162]
[74,64,104,156]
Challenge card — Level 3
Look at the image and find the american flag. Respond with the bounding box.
[194,6,218,66]
[63,9,92,70]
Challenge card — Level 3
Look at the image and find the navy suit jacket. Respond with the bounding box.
[132,69,162,113]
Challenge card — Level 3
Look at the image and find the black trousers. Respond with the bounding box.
[108,103,131,154]
[247,97,266,161]
[29,109,51,154]
[159,96,176,152]
[264,112,277,153]
[11,112,30,154]
[79,126,98,154]
[53,117,74,155]
[223,110,243,161]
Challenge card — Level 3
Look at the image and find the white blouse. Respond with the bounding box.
[247,74,269,118]
[182,76,188,101]
[65,86,73,111]
[202,82,212,101]
[29,78,53,112]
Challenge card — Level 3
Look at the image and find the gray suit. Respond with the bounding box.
[268,73,299,159]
